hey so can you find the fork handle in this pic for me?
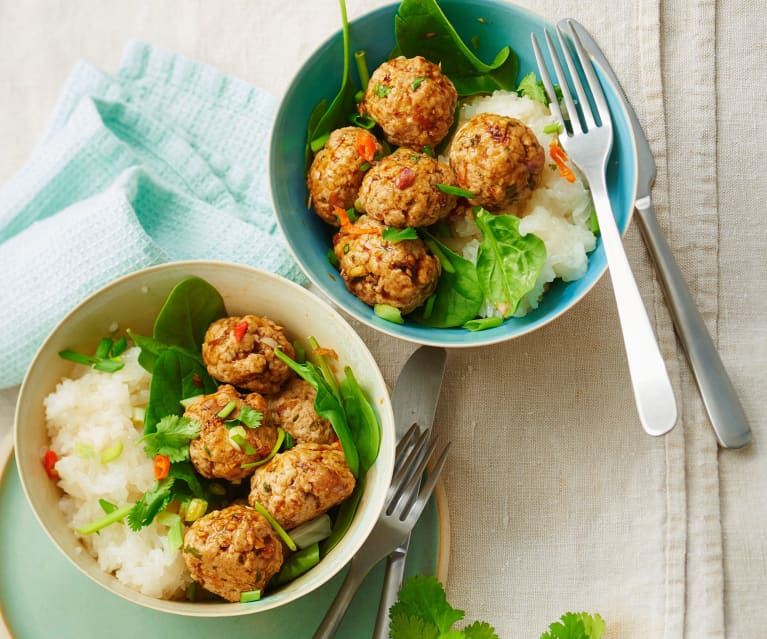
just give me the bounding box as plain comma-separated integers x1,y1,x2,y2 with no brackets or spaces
590,172,677,435
634,197,751,447
312,554,379,639
371,542,409,638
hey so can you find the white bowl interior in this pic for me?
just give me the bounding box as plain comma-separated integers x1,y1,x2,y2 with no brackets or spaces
14,260,394,617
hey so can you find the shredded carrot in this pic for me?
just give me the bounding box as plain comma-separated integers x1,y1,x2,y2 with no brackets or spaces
355,131,376,163
232,320,249,343
334,206,381,237
313,347,338,360
154,454,171,480
42,449,59,480
549,138,576,183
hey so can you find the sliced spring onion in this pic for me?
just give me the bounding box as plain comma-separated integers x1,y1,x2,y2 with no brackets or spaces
100,441,123,464
463,316,504,332
308,336,339,395
288,514,333,549
293,339,306,364
543,122,563,135
76,503,133,535
327,248,340,268
374,304,404,325
436,183,475,198
228,425,247,452
251,502,297,552
241,428,285,469
217,401,237,419
349,113,376,129
131,406,146,422
310,133,330,152
75,442,96,459
184,498,208,522
240,590,262,603
354,49,370,91
179,396,201,409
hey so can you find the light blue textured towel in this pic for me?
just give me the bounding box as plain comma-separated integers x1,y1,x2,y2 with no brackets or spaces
0,41,307,389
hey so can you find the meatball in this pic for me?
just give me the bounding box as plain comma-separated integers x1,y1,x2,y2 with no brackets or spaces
448,112,545,211
357,148,458,228
187,384,277,481
182,505,284,602
361,56,457,149
268,378,337,445
333,215,441,315
202,315,295,395
248,443,355,530
307,126,384,226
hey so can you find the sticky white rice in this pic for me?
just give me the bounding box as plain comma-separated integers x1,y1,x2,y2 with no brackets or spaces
444,90,596,317
44,347,192,599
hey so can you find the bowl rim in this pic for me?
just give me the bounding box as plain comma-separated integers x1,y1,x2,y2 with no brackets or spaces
269,0,639,349
13,259,395,617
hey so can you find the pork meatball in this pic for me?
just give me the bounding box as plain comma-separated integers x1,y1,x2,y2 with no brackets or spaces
182,505,284,602
202,315,295,395
248,443,355,530
268,378,337,445
361,56,457,149
307,126,384,226
187,385,277,481
357,147,458,228
333,215,440,315
448,112,545,210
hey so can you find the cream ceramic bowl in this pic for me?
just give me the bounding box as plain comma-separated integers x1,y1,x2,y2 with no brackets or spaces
14,261,395,617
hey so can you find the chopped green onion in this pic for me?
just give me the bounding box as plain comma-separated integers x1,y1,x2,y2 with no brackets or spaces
327,248,340,268
411,77,425,90
228,425,247,451
95,338,112,359
100,441,123,464
111,335,127,357
375,84,390,98
184,498,208,522
463,316,504,332
354,49,370,91
589,209,600,234
422,145,435,157
349,113,376,129
382,227,418,243
359,161,371,172
293,339,306,363
93,359,125,373
437,183,475,198
308,336,339,395
76,503,134,535
75,442,96,459
543,122,563,135
346,208,358,223
217,401,237,419
252,502,297,552
310,133,330,152
241,427,286,469
374,304,405,325
240,590,262,603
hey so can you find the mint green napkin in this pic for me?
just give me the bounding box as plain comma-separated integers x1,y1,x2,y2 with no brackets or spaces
0,41,307,389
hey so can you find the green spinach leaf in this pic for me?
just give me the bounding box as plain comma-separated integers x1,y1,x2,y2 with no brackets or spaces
474,208,547,317
411,232,483,327
338,366,381,475
394,0,518,96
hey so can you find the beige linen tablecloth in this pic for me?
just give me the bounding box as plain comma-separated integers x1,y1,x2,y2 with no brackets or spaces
0,1,764,637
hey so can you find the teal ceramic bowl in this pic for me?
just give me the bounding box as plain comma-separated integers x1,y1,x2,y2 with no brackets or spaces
270,0,637,347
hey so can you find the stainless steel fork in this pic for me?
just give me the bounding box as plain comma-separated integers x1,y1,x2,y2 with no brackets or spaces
532,27,677,437
312,425,450,639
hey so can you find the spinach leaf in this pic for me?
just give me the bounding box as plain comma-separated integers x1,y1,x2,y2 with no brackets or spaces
474,208,547,317
338,366,381,475
126,330,166,373
306,0,358,159
270,543,321,587
411,232,483,327
394,0,518,96
274,348,360,478
144,347,217,434
152,277,226,354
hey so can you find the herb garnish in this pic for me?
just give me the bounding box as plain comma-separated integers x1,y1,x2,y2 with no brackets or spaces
59,336,127,373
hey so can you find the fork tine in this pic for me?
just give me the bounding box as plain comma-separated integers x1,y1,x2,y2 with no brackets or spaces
562,19,612,129
399,442,450,524
530,33,566,129
542,29,582,134
388,427,430,502
554,26,595,130
393,423,419,476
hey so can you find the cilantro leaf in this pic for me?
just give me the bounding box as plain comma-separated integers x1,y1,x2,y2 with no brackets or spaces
127,477,175,531
463,621,500,639
382,227,419,243
138,415,200,462
390,575,465,635
226,405,263,429
541,612,605,639
389,614,440,639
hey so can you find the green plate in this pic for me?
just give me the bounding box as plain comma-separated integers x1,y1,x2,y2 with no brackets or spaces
0,447,447,638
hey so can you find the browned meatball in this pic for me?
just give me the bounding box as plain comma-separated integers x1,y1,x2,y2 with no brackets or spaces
357,148,458,228
186,385,277,481
268,378,337,445
182,505,284,602
449,112,545,210
202,315,295,395
332,215,441,315
307,126,384,226
361,56,457,149
248,443,355,530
